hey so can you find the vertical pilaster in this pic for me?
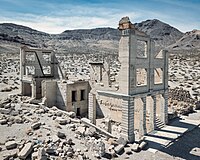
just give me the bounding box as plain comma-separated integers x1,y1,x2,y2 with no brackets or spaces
163,91,168,124
121,96,134,142
88,93,96,125
141,97,147,135
152,96,156,129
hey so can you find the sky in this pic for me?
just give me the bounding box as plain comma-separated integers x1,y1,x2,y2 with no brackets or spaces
0,0,199,34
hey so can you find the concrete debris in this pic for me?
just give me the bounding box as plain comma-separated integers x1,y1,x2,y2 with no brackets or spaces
5,141,17,150
131,143,140,152
31,122,41,130
114,144,124,154
138,141,148,150
57,131,66,139
18,142,33,159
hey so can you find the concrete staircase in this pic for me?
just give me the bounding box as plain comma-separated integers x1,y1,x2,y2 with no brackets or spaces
155,117,165,130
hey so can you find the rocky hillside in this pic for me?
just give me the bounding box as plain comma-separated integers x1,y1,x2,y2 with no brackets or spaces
134,19,184,51
167,29,200,52
0,19,197,55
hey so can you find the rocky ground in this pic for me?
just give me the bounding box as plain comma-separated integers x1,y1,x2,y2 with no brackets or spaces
168,53,200,116
0,52,200,159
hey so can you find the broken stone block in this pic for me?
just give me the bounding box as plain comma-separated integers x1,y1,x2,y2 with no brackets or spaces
18,142,33,159
57,131,66,139
67,111,76,118
55,117,68,125
38,148,47,160
138,141,147,150
67,138,73,145
31,122,41,130
52,135,60,143
15,116,23,124
46,148,56,155
0,108,11,114
66,151,73,157
71,118,81,123
76,126,85,135
116,136,127,146
114,144,124,154
78,155,84,160
131,143,139,152
2,149,17,160
5,141,17,150
0,119,7,125
85,126,96,137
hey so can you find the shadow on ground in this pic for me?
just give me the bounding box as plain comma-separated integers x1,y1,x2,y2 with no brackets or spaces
145,117,200,160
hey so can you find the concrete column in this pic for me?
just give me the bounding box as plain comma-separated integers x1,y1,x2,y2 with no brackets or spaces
148,96,156,131
121,96,134,142
141,97,147,135
32,80,36,99
162,91,168,124
152,96,156,129
88,93,96,125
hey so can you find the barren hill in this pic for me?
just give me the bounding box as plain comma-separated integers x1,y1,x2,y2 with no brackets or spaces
0,19,197,55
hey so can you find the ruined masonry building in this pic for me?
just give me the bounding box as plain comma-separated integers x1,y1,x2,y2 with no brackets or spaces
88,17,168,142
20,17,169,142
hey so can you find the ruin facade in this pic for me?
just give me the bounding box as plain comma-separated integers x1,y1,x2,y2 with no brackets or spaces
20,17,169,142
88,17,169,142
20,46,89,116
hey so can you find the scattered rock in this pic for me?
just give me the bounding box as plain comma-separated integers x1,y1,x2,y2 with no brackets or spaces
85,126,96,137
18,142,33,159
0,119,7,125
5,141,17,150
55,117,68,125
31,122,41,130
57,131,66,139
114,144,124,154
66,151,73,157
139,141,148,150
131,143,139,152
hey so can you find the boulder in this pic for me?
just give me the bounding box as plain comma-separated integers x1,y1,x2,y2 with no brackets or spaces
114,144,124,154
131,143,139,152
5,141,17,150
18,142,33,159
85,127,96,137
66,151,73,157
31,122,41,130
138,141,147,150
116,137,127,146
57,131,66,139
75,126,85,135
0,119,7,125
55,117,68,125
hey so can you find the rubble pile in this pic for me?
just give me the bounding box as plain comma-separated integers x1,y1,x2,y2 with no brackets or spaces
0,95,148,160
169,87,199,115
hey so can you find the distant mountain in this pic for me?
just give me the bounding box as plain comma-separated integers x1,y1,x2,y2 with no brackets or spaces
167,29,200,51
0,19,197,55
134,19,184,52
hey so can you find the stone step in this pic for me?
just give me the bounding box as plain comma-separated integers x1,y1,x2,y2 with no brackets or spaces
155,117,165,129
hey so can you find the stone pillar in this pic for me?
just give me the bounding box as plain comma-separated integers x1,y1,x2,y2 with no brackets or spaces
88,93,96,125
105,118,112,133
141,97,147,136
162,91,168,124
20,48,25,95
148,96,156,131
152,96,157,129
121,96,134,142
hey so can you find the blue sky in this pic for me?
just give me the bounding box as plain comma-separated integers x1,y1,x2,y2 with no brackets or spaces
0,0,199,34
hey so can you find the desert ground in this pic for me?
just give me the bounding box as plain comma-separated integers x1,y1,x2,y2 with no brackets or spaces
0,52,200,160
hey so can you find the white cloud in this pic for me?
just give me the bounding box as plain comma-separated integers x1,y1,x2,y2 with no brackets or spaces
0,5,140,34
0,3,198,34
